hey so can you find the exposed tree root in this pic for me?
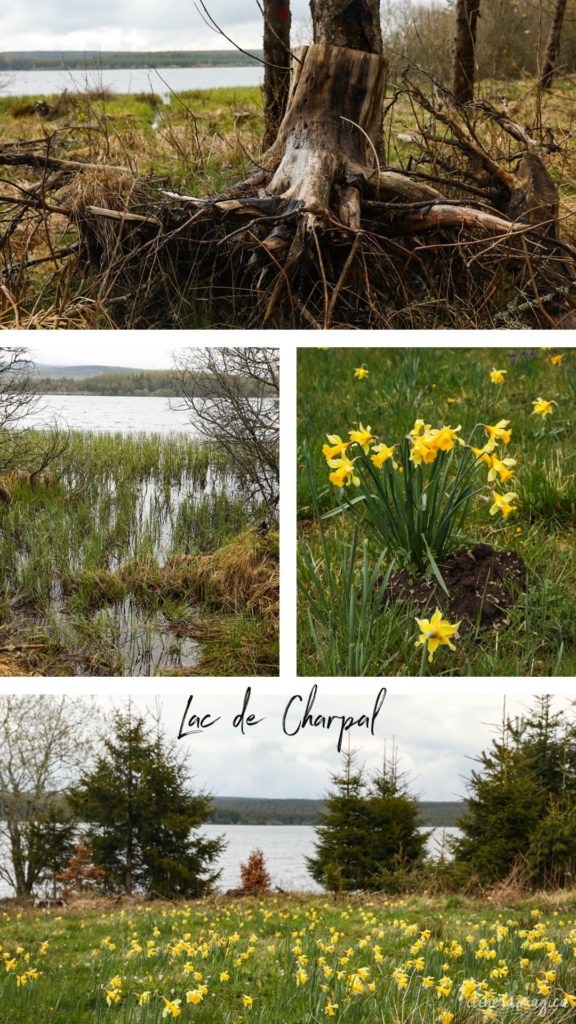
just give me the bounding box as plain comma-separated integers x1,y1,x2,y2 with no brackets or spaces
1,50,576,329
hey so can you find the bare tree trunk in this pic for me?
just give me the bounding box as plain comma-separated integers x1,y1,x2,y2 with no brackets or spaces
452,0,481,105
262,1,387,221
263,0,292,148
540,0,568,90
310,0,382,53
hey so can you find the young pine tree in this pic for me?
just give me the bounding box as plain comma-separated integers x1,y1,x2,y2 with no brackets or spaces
307,751,371,893
366,749,429,892
69,706,225,897
308,748,427,892
452,697,576,889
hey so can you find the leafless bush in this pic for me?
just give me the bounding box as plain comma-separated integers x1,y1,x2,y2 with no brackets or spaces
173,347,279,513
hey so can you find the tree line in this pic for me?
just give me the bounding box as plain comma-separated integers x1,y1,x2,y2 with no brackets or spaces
32,369,277,399
211,797,464,827
0,50,263,70
1,696,574,901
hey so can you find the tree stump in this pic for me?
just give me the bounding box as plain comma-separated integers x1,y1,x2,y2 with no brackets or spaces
265,43,387,217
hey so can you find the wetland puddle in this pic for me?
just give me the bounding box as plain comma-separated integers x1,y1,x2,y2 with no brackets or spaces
3,424,261,677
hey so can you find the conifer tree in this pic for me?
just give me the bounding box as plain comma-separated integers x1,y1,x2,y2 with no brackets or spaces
308,747,428,892
69,706,224,897
453,697,576,888
307,751,371,892
366,748,428,890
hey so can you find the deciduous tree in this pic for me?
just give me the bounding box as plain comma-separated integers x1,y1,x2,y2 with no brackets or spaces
0,696,95,897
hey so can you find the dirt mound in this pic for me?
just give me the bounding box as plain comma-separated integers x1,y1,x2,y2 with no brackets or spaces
387,543,527,630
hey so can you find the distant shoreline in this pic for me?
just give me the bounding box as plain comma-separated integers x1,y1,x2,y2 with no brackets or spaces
0,50,263,71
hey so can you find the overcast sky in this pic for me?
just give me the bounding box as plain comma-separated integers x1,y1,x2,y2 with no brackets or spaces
91,691,572,802
3,0,310,52
28,338,186,369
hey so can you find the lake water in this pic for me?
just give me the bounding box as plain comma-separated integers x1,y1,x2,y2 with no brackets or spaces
0,825,460,897
28,394,200,435
1,66,263,98
202,825,461,893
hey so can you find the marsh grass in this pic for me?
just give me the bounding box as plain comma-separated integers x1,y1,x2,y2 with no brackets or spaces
0,431,277,676
298,347,576,677
0,893,575,1024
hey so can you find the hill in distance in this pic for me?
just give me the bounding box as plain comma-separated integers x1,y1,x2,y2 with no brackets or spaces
34,364,149,379
210,797,465,827
0,50,263,71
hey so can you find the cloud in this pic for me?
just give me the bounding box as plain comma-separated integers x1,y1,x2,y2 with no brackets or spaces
3,0,310,51
93,691,572,802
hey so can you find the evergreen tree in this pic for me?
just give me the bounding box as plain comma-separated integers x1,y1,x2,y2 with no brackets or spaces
366,750,429,891
452,697,576,889
307,751,371,892
308,748,428,892
69,706,224,897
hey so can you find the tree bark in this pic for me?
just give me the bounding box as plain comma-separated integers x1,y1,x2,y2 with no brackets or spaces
452,0,481,105
311,0,383,53
263,0,292,148
540,0,568,90
266,43,387,210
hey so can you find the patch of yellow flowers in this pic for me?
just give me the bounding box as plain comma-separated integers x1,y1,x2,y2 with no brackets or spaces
3,899,576,1022
322,417,521,522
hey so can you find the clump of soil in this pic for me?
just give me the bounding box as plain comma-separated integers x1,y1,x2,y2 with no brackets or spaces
386,543,527,630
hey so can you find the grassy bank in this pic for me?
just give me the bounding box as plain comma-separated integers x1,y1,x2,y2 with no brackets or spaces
298,346,576,676
0,892,575,1022
1,78,576,328
0,431,278,676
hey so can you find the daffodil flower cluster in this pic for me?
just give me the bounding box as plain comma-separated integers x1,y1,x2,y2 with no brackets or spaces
321,416,520,574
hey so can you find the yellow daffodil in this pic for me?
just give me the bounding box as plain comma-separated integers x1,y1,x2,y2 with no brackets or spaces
392,967,409,989
409,434,439,465
483,419,512,447
469,444,493,466
242,994,254,1008
415,609,461,663
325,1000,338,1016
137,992,151,1005
563,992,576,1007
438,1013,455,1024
295,968,308,986
348,423,373,452
370,443,397,469
354,366,368,380
460,978,478,1001
109,976,122,988
161,997,182,1018
436,976,453,997
327,452,360,488
322,434,350,461
431,425,464,451
489,491,518,520
220,971,230,982
532,397,556,417
186,990,203,1004
550,354,564,365
486,453,517,484
105,988,122,1006
536,979,550,997
490,368,507,384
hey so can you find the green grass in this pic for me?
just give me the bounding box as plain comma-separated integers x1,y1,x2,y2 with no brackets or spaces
0,431,276,676
297,346,576,676
0,893,575,1022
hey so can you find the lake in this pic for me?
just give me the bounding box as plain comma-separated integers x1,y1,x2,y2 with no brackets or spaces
1,66,263,98
0,825,460,897
27,394,200,435
201,825,461,893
